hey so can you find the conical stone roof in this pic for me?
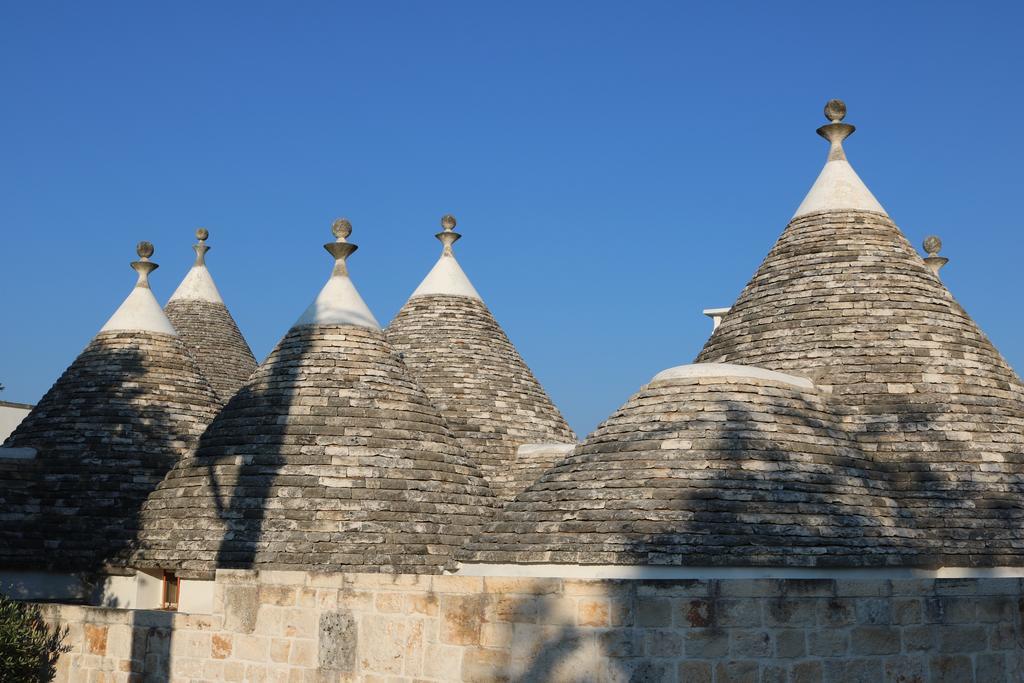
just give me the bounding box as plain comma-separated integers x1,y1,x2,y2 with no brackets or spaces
387,215,577,501
0,242,219,572
165,228,256,404
459,365,910,567
135,219,494,578
459,101,1024,570
696,101,1024,566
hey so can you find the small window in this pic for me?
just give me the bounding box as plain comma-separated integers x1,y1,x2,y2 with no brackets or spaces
162,572,180,611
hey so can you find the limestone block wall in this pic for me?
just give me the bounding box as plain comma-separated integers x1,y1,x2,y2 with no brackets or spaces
41,571,1024,682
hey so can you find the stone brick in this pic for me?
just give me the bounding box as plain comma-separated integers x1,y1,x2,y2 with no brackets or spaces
765,599,815,627
775,629,805,658
318,609,356,672
677,598,715,628
893,599,922,625
714,660,758,683
926,597,975,624
635,598,671,627
717,599,762,627
480,622,512,648
685,629,729,658
976,596,1014,622
975,652,1008,682
850,626,900,655
461,647,510,683
990,621,1018,650
936,625,988,653
835,580,891,597
259,585,297,607
578,599,609,627
482,577,560,595
817,598,855,627
486,595,540,624
374,592,403,614
761,664,786,683
645,629,683,657
597,629,642,658
792,660,824,683
902,625,935,652
808,629,848,657
730,630,772,658
224,586,259,634
269,638,290,663
536,597,577,626
934,579,977,596
211,634,232,660
855,598,892,624
824,658,883,683
440,595,484,645
84,625,108,655
678,660,712,683
883,655,925,683
406,592,438,616
718,580,778,597
929,655,973,683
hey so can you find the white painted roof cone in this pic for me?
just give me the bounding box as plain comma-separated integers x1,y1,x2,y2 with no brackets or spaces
793,99,887,219
100,241,178,335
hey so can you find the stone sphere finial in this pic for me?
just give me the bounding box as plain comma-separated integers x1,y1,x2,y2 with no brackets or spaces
824,99,847,123
196,227,209,242
331,217,352,240
441,214,457,231
923,235,942,256
136,241,155,259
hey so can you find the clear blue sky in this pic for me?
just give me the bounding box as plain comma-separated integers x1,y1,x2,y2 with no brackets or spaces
2,2,1022,437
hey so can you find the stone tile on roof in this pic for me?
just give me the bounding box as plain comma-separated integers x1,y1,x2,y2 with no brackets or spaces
0,244,219,572
459,101,1024,570
696,102,1024,566
387,215,576,501
165,229,257,404
134,219,494,578
459,369,912,567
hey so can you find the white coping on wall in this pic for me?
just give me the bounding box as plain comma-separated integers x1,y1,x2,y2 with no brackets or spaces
454,564,1024,579
168,264,224,304
410,253,481,300
0,447,37,460
516,443,577,458
793,158,887,219
100,286,178,335
178,578,215,614
651,363,815,391
294,272,381,330
0,404,32,442
0,571,87,601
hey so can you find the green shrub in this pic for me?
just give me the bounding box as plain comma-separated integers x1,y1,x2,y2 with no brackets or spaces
0,594,69,683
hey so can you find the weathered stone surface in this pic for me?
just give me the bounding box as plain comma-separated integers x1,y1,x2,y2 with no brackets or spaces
461,208,1024,569
697,209,1024,567
166,299,256,404
0,330,218,571
39,574,1024,682
134,324,494,575
388,294,576,500
318,609,356,672
458,372,906,567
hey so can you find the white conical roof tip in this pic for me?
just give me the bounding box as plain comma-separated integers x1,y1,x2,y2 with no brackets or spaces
409,214,482,300
100,241,178,335
294,217,381,329
168,227,225,304
793,99,887,219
